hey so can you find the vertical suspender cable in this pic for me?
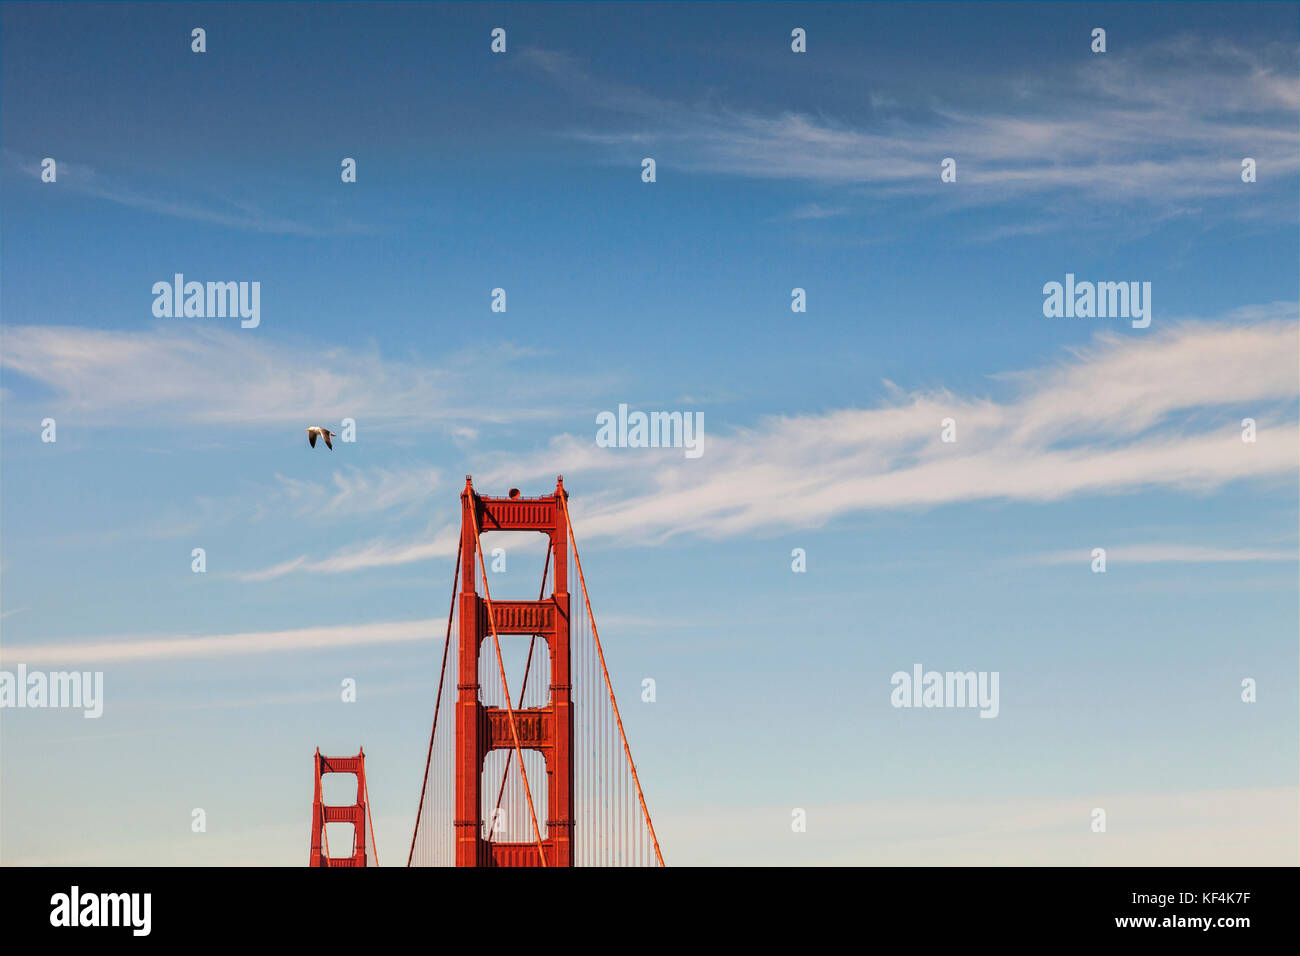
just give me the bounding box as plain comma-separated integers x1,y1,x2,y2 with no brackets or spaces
364,764,380,867
560,494,665,867
407,540,462,866
321,794,331,867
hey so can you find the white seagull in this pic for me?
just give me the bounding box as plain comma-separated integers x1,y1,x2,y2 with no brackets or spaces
306,426,336,450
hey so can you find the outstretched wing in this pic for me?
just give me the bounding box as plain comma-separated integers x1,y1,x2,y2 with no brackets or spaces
309,430,318,447
324,432,333,450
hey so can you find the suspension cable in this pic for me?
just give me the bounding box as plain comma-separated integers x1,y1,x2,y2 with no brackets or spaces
407,539,463,866
321,799,331,866
363,760,379,867
559,493,665,866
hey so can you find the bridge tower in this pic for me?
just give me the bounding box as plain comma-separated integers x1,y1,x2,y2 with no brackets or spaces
309,748,372,867
456,476,574,866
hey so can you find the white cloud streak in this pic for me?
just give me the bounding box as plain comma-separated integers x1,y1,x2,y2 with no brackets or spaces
238,308,1300,576
497,313,1300,544
0,618,440,666
3,151,369,237
262,465,440,519
525,35,1299,217
237,528,547,582
0,325,588,429
1036,544,1296,566
235,528,459,581
657,786,1298,866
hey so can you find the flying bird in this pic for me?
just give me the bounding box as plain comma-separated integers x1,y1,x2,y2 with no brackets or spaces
307,426,336,450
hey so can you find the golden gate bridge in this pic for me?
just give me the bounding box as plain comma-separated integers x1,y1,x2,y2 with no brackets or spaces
309,477,664,867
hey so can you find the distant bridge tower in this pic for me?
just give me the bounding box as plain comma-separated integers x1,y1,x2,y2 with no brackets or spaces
309,748,373,867
456,476,574,866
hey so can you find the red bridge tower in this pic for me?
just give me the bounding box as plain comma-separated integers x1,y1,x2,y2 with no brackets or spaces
309,748,373,867
456,476,574,866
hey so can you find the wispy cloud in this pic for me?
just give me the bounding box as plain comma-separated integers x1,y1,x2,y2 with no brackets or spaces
235,305,1300,574
488,309,1300,545
787,202,849,220
2,151,370,237
1035,544,1297,566
237,528,546,582
524,35,1299,223
235,527,459,581
659,786,1298,866
260,465,440,520
0,617,440,666
0,325,591,430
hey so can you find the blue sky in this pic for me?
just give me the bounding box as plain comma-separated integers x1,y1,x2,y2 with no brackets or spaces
1,1,1297,865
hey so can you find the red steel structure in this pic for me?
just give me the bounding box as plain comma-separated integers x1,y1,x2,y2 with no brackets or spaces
309,748,375,867
407,476,665,867
455,477,573,866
